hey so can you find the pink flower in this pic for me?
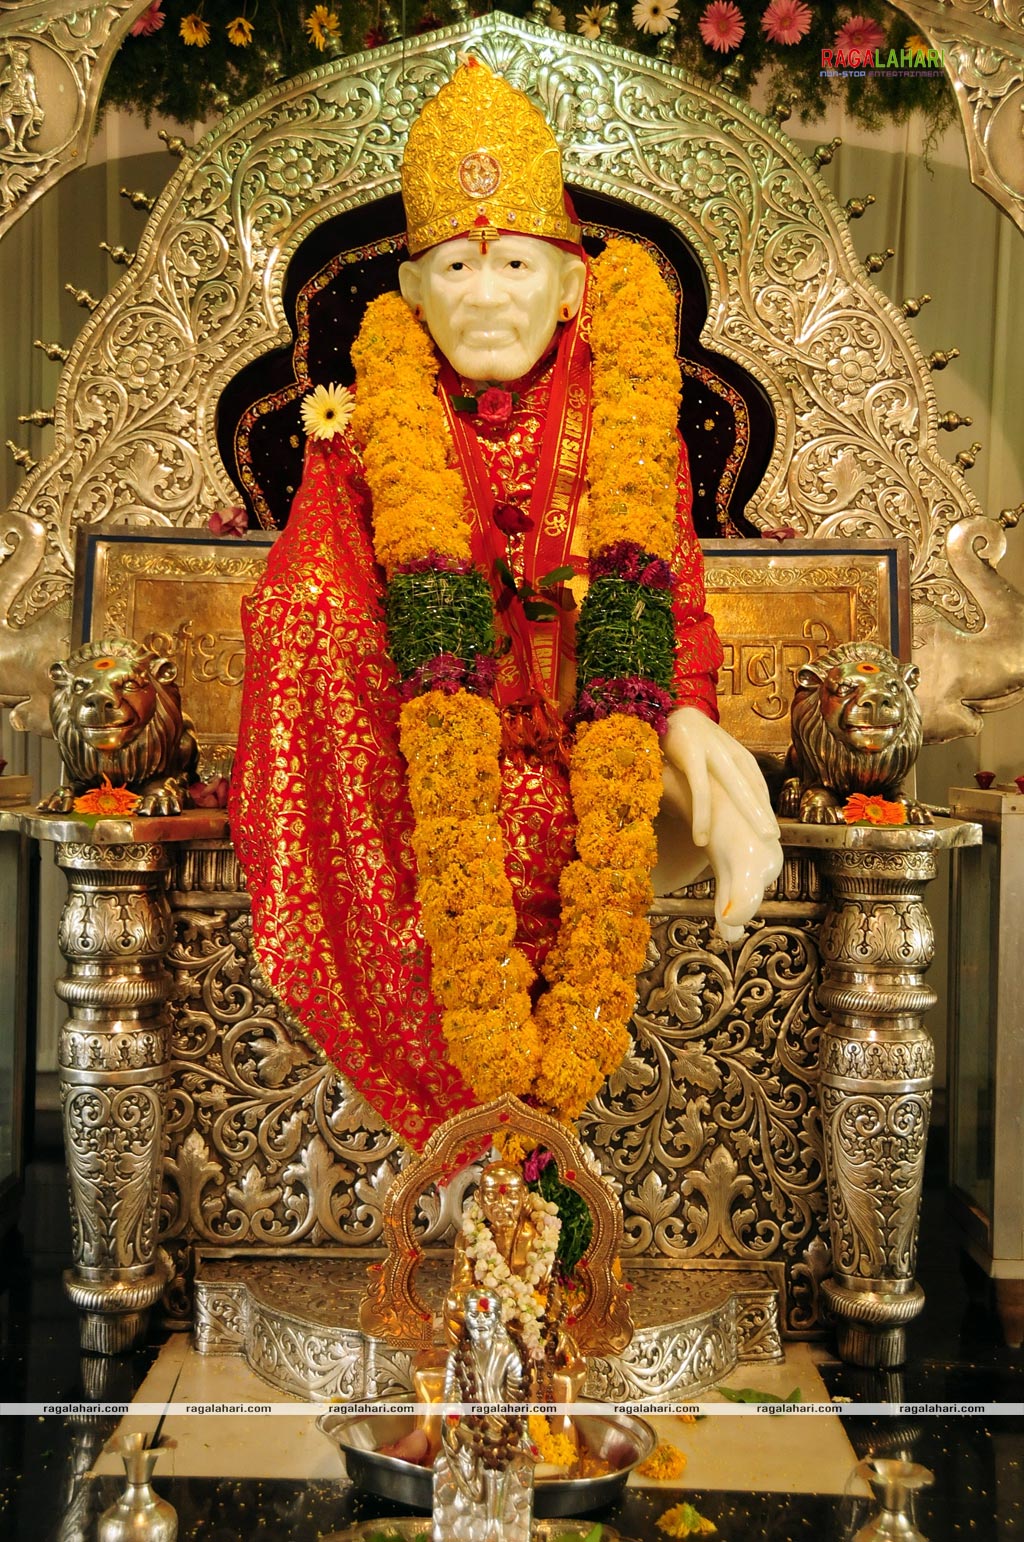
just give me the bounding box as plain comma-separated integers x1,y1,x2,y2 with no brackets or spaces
493,501,534,536
130,1,165,34
208,505,249,537
835,14,886,54
477,387,515,426
761,0,811,45
523,1148,555,1183
699,0,745,51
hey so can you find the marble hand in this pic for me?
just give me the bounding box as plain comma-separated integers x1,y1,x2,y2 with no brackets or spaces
654,707,783,943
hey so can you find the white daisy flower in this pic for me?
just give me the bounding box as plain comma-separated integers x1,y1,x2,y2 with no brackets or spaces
300,381,355,441
576,3,609,38
632,0,679,33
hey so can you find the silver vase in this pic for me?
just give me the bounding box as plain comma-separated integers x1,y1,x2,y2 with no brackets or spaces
98,1435,177,1542
853,1458,934,1542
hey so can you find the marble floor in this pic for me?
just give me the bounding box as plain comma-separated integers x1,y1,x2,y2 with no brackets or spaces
87,1335,858,1494
2,1150,1022,1541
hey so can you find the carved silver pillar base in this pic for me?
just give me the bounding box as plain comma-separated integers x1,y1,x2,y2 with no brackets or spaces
64,1274,170,1355
786,820,981,1369
55,838,174,1354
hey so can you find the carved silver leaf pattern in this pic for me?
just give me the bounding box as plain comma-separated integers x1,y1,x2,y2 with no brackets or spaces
63,1083,162,1271
162,906,402,1257
581,910,828,1332
822,1087,930,1281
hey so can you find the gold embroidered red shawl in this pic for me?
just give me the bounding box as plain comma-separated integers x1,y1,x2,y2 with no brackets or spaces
232,354,722,1147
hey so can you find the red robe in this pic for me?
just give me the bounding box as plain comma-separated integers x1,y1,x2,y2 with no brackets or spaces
232,351,722,1147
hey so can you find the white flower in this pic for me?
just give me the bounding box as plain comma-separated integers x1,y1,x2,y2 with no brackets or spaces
576,3,609,38
631,0,679,34
300,381,355,441
460,1190,562,1361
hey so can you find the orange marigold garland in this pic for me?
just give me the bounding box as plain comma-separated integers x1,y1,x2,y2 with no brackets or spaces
355,238,681,1123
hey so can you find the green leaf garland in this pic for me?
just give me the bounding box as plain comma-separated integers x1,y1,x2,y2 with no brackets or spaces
385,568,495,679
574,576,675,692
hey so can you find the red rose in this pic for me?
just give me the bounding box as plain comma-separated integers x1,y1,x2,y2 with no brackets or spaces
208,505,249,537
477,387,515,426
493,501,534,536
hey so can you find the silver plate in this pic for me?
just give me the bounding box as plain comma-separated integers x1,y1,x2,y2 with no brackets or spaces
317,1408,656,1519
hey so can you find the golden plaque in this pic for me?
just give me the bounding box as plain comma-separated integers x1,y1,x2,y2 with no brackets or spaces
703,539,910,757
73,526,277,754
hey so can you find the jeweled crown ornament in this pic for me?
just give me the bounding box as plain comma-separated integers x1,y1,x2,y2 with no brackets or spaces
401,57,581,255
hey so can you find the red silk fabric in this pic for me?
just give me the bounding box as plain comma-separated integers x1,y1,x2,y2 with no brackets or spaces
233,348,722,1147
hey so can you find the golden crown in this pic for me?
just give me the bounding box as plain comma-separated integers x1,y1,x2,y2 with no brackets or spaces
401,58,581,256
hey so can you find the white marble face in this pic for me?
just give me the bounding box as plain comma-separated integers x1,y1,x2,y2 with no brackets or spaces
399,232,586,384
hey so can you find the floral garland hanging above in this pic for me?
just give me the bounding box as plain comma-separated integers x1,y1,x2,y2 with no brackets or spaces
101,1,953,132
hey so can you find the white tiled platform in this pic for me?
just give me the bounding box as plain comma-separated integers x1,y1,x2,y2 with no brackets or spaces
90,1338,866,1496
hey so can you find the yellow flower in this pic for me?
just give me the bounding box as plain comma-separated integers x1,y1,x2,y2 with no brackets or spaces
658,1502,717,1537
637,1441,688,1480
300,382,355,441
304,3,340,50
587,239,682,560
577,3,609,38
528,1415,577,1468
179,12,210,45
226,15,253,44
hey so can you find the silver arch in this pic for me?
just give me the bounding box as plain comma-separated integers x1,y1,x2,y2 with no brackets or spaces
0,12,1017,738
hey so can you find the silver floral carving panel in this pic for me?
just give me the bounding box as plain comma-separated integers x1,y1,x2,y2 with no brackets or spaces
890,0,1024,233
821,1081,931,1282
0,0,152,233
0,12,1013,740
162,904,402,1253
581,895,828,1335
63,1082,163,1270
159,841,831,1335
190,1254,777,1399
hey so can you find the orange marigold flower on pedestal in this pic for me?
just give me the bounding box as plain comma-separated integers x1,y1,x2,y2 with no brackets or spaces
842,792,908,826
658,1500,717,1536
72,775,141,816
